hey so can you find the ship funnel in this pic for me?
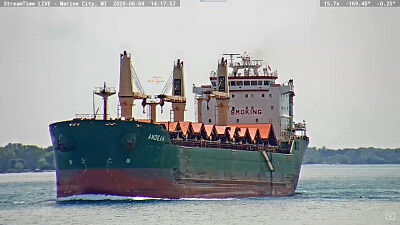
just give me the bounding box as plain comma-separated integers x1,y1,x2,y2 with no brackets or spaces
172,59,186,122
119,51,134,119
216,57,230,126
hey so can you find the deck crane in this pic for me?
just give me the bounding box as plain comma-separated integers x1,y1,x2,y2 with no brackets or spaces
198,57,230,126
118,51,149,120
141,59,187,123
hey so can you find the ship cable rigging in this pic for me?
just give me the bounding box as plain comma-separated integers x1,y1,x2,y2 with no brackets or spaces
131,65,146,94
161,71,173,95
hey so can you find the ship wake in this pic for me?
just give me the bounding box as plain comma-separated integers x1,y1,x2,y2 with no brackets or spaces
56,194,236,202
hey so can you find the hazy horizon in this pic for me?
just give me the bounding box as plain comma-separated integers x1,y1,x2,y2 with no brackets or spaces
1,1,399,149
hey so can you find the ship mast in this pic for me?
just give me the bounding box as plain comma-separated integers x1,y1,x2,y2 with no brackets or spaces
94,82,116,120
223,53,240,68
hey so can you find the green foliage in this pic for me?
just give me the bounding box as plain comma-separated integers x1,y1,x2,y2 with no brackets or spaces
38,158,51,170
0,143,55,173
0,147,15,170
14,161,24,171
304,147,400,164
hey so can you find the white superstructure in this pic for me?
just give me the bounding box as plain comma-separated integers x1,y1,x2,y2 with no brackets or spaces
193,53,295,141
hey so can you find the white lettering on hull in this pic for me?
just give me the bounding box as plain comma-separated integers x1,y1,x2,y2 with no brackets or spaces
147,134,165,142
231,109,262,115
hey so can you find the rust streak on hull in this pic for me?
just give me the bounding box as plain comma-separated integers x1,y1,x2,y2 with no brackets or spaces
56,168,298,199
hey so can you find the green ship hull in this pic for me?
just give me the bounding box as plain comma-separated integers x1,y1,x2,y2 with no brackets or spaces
50,119,308,198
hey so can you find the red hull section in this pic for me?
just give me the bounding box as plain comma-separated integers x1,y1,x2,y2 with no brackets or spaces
56,169,298,199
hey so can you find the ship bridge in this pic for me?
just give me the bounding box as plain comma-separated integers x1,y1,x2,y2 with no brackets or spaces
193,53,294,141
207,53,279,92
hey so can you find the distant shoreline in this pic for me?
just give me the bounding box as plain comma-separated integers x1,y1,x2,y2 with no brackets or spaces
0,169,55,174
2,164,400,175
304,147,400,164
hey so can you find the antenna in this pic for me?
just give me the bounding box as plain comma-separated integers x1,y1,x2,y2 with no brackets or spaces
223,53,240,67
252,59,263,65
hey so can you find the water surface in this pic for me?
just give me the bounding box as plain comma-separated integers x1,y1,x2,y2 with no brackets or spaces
0,165,398,225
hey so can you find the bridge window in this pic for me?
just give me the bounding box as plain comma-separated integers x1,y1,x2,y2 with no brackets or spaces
258,81,263,85
230,81,236,86
244,81,250,86
251,81,257,86
264,81,270,85
236,81,243,86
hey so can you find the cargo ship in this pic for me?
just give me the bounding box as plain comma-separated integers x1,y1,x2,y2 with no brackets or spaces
49,51,309,198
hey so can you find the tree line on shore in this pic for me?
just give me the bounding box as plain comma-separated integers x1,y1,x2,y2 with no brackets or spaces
0,143,399,173
0,143,54,173
304,147,400,164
